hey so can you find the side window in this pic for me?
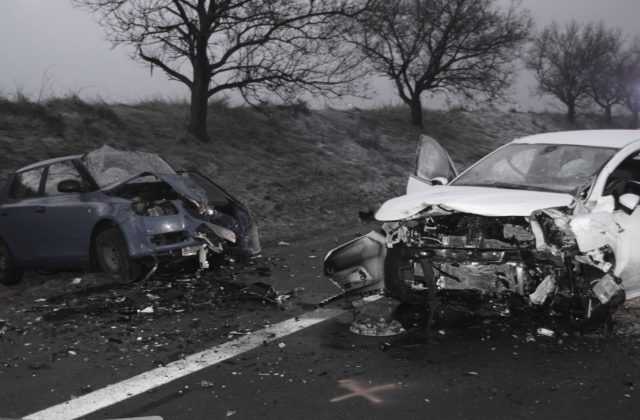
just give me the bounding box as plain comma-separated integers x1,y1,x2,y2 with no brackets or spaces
44,161,84,196
604,152,640,201
9,167,44,199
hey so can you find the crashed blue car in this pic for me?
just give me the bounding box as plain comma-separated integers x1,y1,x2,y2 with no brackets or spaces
0,145,260,285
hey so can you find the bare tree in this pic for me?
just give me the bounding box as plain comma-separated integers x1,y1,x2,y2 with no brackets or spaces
584,24,624,125
527,21,619,124
344,0,530,128
618,41,640,128
74,0,368,142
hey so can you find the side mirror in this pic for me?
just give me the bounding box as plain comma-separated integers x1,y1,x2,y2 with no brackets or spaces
57,179,83,193
431,176,449,186
619,193,640,212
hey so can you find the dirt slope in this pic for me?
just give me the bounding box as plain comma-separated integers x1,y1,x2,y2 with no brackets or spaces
0,97,628,242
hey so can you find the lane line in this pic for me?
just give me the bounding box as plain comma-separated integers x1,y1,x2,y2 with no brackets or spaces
23,306,350,420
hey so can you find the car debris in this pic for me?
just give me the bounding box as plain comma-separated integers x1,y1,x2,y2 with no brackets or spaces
0,145,260,285
349,317,405,336
325,131,640,328
537,327,555,337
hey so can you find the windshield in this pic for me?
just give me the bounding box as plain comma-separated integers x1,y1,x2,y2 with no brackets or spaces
82,145,177,188
451,143,616,194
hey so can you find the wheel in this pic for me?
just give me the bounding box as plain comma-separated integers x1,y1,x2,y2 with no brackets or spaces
0,240,23,286
385,246,439,325
384,246,436,304
94,227,142,283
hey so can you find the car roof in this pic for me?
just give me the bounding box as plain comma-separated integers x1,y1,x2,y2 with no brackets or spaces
16,154,83,173
511,130,640,149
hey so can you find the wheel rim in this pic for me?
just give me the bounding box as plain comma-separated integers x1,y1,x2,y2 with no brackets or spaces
99,242,123,274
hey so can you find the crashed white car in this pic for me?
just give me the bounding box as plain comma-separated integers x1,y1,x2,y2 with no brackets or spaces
325,130,640,324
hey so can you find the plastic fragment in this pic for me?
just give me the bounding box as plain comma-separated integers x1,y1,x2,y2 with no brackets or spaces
200,380,214,388
537,327,555,337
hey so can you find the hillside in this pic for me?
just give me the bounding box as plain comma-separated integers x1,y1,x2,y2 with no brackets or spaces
0,97,629,243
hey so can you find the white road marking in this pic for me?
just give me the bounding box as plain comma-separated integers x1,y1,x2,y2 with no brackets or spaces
23,306,351,420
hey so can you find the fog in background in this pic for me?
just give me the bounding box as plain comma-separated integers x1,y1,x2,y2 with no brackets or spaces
1,0,639,111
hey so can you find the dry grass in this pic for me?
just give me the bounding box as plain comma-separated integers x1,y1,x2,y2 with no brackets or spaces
0,97,629,243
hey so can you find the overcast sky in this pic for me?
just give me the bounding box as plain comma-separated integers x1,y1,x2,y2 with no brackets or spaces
1,0,639,110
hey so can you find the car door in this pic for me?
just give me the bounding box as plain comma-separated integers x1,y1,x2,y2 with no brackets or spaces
603,152,640,298
35,160,98,264
575,148,640,299
0,167,45,263
406,135,458,194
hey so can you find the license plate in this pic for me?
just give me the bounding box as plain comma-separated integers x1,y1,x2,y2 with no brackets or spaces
181,246,201,256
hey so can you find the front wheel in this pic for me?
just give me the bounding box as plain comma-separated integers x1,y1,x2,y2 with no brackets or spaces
94,228,142,283
0,241,22,286
384,246,436,304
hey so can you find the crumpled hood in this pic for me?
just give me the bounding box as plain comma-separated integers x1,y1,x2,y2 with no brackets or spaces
105,172,210,210
375,186,574,221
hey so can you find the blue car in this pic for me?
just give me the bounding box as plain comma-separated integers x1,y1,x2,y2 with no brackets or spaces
0,145,260,285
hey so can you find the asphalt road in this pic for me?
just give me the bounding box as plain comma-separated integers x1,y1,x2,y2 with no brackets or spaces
2,225,640,419
83,298,640,420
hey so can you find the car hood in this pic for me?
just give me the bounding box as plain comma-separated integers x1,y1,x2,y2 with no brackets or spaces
104,172,210,211
375,186,575,221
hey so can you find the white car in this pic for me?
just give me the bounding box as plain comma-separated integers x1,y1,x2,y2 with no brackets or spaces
325,130,640,324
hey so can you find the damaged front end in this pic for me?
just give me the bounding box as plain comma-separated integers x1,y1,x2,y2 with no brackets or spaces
379,205,625,323
325,205,625,325
83,146,260,279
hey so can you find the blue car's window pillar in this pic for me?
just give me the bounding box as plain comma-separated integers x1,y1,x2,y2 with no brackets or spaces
43,161,84,196
9,167,44,199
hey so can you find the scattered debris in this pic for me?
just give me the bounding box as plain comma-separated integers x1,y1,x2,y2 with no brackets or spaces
537,327,555,337
71,278,82,286
278,342,286,349
277,241,290,247
349,318,405,336
200,380,214,388
139,306,155,314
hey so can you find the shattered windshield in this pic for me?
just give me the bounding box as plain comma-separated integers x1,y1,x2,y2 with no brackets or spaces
451,143,616,194
82,145,177,188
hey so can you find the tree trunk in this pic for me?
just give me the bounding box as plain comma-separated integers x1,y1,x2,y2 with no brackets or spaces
630,109,639,129
189,80,209,142
189,29,211,142
604,105,612,125
410,96,423,128
566,101,576,124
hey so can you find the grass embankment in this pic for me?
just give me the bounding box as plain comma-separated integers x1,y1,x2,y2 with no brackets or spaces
0,95,627,242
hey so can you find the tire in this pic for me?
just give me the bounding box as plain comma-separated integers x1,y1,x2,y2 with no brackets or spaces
384,246,436,305
0,240,22,286
94,227,142,283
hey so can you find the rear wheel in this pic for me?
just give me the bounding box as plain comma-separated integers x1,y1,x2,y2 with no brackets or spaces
94,228,142,283
0,241,22,286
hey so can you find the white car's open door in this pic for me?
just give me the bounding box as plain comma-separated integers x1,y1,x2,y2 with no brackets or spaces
406,135,458,194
